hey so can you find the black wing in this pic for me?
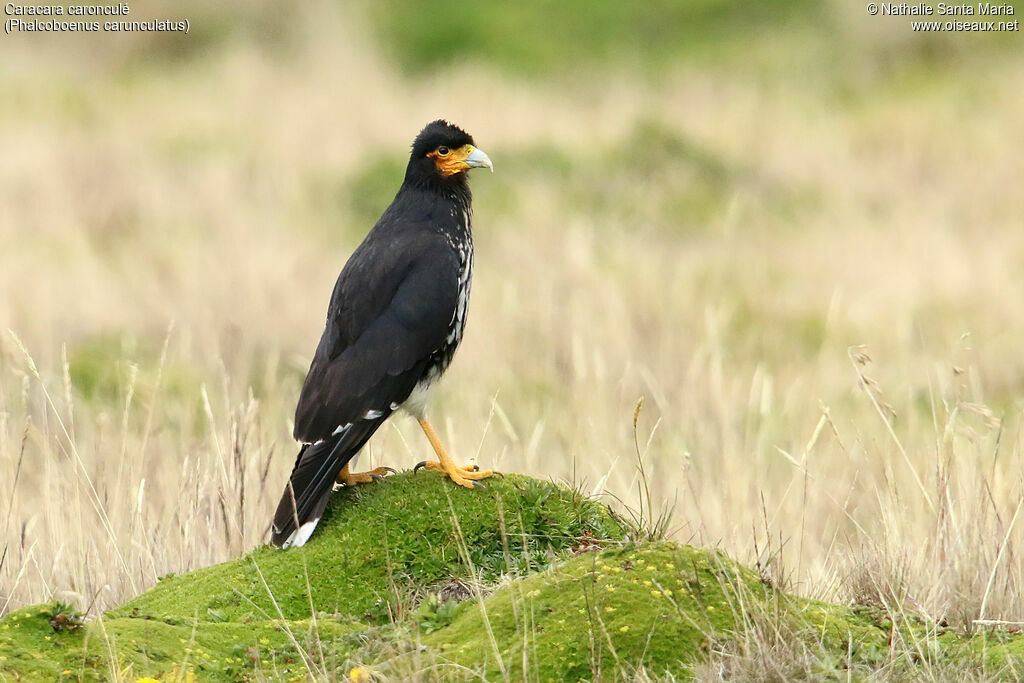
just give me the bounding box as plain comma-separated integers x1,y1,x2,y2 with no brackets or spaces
293,233,460,443
272,234,460,547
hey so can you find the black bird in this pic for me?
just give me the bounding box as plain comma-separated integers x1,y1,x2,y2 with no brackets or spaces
271,120,494,549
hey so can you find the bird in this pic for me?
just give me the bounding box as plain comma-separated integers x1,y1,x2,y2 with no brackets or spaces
271,120,494,549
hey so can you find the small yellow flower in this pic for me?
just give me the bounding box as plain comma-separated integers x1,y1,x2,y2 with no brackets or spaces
349,666,373,683
650,590,661,597
642,580,652,587
665,563,675,570
604,606,616,613
606,585,616,592
260,637,270,645
619,625,630,632
707,606,715,611
646,566,657,572
136,678,160,683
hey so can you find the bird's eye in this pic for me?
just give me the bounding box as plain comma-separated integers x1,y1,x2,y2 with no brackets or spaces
437,146,450,156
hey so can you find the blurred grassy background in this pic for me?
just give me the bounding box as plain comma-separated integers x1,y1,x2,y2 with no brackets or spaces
2,0,1023,634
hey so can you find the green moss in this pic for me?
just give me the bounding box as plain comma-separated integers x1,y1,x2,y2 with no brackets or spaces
114,472,626,624
0,604,88,680
415,544,1024,679
3,474,1022,680
0,605,360,681
95,615,357,681
419,543,716,678
415,543,863,679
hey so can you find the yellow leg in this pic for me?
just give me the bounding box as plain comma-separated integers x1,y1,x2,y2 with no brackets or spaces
414,417,493,488
336,461,395,487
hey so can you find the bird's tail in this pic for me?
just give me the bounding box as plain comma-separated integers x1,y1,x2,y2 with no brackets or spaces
271,418,384,548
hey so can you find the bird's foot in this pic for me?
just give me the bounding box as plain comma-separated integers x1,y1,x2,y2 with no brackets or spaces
337,465,395,487
414,460,493,489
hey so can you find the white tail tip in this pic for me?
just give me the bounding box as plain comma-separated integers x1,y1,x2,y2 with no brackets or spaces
280,518,320,549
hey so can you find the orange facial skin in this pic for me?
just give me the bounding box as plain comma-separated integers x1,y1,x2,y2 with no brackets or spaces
427,144,480,176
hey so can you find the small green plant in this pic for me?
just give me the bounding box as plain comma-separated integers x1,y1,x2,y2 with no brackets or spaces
414,593,463,635
622,397,674,543
43,601,84,633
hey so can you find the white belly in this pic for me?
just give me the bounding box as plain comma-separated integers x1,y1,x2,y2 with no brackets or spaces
400,377,436,419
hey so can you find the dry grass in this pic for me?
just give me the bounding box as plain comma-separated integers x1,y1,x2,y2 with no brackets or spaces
2,1,1024,672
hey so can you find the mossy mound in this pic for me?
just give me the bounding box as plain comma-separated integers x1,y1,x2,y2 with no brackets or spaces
0,604,348,681
2,473,1023,680
114,472,624,625
0,473,628,680
413,542,1024,680
415,542,884,680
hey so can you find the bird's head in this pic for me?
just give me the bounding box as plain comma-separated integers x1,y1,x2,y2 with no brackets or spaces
406,120,492,187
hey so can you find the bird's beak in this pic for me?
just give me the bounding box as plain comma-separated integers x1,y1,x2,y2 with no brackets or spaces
464,147,493,172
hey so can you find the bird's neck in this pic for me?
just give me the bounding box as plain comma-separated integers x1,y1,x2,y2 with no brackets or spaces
404,170,472,205
396,181,473,240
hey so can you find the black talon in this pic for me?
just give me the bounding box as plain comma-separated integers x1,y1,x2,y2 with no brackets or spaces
471,464,480,472
472,480,487,489
382,466,397,475
414,461,428,473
